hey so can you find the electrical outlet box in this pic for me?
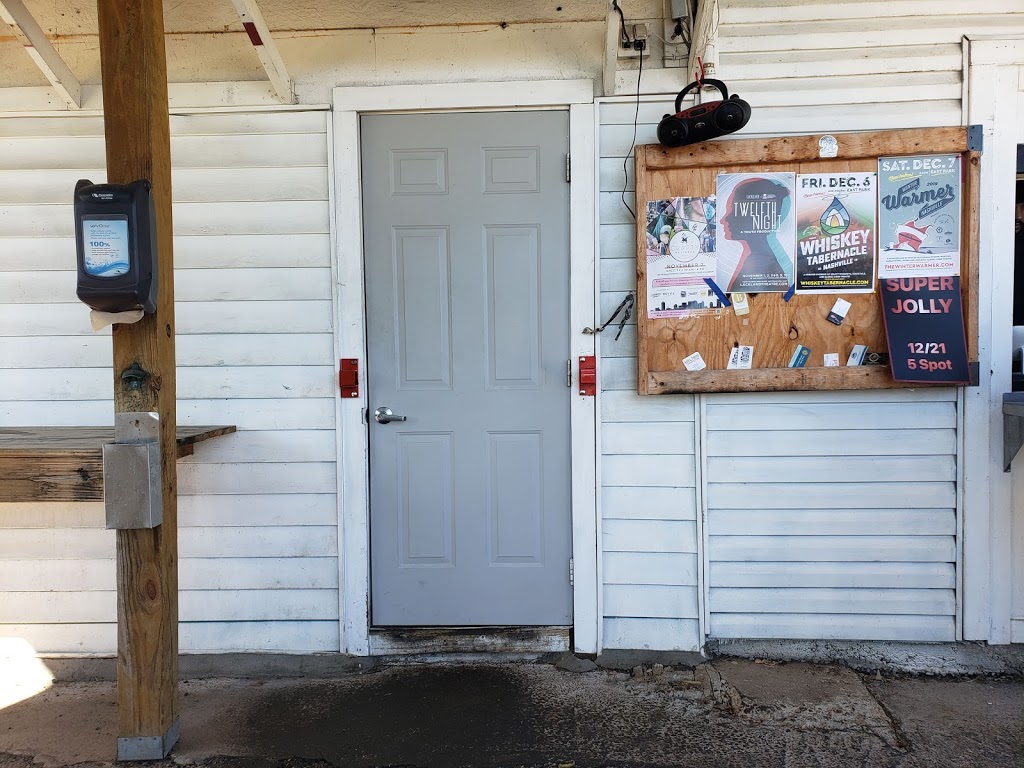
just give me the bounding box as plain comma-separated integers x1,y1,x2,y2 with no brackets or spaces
617,22,651,59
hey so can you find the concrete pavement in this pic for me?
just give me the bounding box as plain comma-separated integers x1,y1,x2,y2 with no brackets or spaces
1,656,1022,768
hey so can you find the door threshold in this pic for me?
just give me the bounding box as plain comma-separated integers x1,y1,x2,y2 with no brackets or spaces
368,626,570,656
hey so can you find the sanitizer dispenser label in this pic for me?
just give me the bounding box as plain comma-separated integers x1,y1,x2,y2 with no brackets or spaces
82,216,130,277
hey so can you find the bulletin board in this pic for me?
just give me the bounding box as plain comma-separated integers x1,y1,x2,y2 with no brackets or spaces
635,127,980,395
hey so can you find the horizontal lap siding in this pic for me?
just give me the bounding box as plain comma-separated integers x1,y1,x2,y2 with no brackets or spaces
0,110,339,655
705,391,958,642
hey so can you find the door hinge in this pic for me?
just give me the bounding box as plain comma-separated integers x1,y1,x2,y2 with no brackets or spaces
569,557,574,586
565,152,571,183
566,358,572,387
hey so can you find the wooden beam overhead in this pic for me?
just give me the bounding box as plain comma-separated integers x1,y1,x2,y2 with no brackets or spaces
0,0,81,108
229,0,295,104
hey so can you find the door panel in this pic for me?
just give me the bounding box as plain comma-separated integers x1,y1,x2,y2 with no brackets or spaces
363,111,572,626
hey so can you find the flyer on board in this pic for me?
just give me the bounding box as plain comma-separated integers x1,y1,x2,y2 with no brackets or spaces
715,172,796,293
794,173,876,293
644,196,723,319
877,154,961,278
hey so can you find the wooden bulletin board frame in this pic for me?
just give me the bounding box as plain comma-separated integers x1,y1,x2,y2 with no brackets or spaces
635,128,980,395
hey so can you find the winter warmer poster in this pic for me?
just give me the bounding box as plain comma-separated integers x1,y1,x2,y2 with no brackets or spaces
715,172,796,293
877,154,961,278
794,173,876,293
644,196,722,319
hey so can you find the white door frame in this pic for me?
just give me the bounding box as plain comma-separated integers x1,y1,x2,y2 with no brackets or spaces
330,80,599,655
962,36,1022,643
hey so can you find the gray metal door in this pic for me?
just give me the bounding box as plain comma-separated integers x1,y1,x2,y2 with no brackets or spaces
362,111,572,626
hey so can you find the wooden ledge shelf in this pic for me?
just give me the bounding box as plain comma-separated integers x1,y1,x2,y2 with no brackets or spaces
0,426,236,503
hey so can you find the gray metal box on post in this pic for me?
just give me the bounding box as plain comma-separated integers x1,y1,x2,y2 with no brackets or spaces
103,411,162,529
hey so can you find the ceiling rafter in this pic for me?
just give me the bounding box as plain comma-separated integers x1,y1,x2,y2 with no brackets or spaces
229,0,294,104
0,0,81,108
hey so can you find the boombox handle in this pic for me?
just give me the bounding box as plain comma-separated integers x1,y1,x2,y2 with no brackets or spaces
674,78,729,113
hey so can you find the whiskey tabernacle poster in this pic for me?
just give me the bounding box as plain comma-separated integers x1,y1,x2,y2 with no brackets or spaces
877,154,961,279
794,173,876,293
716,172,796,293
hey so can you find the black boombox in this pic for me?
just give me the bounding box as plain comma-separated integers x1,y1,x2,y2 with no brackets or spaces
657,79,751,148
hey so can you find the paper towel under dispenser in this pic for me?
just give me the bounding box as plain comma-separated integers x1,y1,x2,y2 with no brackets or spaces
74,179,158,314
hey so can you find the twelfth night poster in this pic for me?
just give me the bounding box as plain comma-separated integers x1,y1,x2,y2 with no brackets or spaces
715,172,796,293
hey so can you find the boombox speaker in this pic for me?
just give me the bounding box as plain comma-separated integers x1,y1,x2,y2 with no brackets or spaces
657,78,751,148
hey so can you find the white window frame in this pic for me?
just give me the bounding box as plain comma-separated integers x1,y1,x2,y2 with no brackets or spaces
329,80,599,655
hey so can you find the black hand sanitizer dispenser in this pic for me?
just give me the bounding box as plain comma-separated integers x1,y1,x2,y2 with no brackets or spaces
74,179,158,314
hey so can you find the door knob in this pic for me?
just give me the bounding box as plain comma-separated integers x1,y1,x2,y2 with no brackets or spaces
374,406,407,424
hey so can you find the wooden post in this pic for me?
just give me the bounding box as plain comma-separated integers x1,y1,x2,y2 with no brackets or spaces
95,0,179,759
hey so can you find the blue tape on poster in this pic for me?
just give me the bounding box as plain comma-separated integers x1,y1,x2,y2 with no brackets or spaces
783,284,796,302
704,278,731,307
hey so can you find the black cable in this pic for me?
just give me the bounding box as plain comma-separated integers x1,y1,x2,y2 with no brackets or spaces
620,43,643,220
611,0,631,46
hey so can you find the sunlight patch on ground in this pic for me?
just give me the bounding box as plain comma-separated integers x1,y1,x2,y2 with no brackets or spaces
0,638,53,709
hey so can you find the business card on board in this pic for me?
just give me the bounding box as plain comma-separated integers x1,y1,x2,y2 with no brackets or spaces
827,298,852,326
682,352,707,371
731,293,750,316
823,353,840,367
788,345,811,368
847,344,868,366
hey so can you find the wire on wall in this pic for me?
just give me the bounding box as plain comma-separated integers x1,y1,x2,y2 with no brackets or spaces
620,41,643,220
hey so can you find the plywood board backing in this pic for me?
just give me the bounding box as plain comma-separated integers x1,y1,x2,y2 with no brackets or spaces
634,129,978,395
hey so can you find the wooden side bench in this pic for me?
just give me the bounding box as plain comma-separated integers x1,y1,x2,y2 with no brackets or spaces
0,426,236,502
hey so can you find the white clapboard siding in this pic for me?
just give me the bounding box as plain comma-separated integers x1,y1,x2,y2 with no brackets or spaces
595,23,977,650
0,501,105,529
0,621,339,655
708,509,956,537
0,300,334,336
709,614,954,642
0,234,332,271
604,551,698,586
603,617,700,651
0,398,337,431
602,487,697,521
709,588,955,616
705,389,958,641
0,134,327,171
710,561,956,590
604,519,698,554
0,556,340,592
0,110,340,655
0,201,329,238
0,589,339,623
0,166,329,204
604,584,700,619
0,366,335,401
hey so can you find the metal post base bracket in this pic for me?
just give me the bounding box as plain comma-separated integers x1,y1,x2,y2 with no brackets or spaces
103,411,162,529
116,717,179,761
